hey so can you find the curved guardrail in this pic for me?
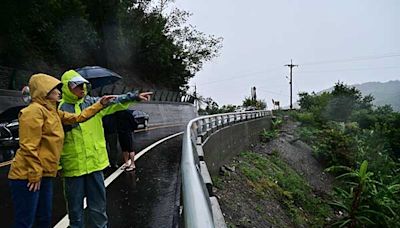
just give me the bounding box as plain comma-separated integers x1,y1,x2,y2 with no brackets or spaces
181,110,271,228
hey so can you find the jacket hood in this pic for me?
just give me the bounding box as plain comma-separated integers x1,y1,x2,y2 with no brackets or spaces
61,70,88,103
29,74,62,108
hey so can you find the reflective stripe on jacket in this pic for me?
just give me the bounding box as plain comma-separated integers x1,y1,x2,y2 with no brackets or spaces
58,70,138,177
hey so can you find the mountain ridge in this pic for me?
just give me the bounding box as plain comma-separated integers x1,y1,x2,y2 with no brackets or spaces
317,80,400,111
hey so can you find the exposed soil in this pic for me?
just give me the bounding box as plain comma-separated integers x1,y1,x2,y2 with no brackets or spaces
213,117,335,227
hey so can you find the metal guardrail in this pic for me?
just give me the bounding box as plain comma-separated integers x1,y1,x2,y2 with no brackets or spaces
181,110,271,228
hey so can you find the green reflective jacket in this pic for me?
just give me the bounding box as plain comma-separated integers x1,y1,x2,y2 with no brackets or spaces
58,70,138,177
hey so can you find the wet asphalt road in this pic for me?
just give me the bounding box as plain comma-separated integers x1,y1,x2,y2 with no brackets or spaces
0,124,185,227
107,135,182,227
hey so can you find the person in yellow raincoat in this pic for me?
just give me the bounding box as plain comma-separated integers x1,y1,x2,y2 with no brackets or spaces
7,73,115,228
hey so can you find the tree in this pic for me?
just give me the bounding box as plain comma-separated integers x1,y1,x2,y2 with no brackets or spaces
298,82,375,123
204,97,219,114
219,104,237,113
0,0,223,91
242,96,267,110
325,82,373,122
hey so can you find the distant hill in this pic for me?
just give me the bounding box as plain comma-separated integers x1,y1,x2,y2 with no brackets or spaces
320,80,400,111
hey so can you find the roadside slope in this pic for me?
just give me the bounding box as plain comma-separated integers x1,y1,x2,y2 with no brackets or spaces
213,117,334,227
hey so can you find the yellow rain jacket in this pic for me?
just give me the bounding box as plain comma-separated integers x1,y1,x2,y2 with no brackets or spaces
8,74,104,182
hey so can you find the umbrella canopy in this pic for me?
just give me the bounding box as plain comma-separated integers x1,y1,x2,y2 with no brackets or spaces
76,66,122,89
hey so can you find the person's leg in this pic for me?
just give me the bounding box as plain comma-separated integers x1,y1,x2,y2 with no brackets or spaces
35,177,53,228
86,171,108,228
106,133,119,167
127,151,136,170
9,179,40,228
126,132,136,171
119,132,131,168
122,151,130,167
64,175,85,228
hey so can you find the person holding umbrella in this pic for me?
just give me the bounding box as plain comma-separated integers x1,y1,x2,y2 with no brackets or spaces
58,70,151,228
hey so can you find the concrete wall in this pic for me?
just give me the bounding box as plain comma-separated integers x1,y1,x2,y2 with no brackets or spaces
202,117,272,176
129,101,198,126
0,89,197,126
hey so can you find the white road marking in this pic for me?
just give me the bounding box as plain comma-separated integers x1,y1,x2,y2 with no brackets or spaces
54,131,184,228
0,124,183,168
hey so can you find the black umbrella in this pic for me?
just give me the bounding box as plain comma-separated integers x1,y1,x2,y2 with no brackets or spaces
76,66,122,89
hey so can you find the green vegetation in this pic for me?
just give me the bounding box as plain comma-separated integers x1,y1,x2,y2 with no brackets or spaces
259,129,278,142
238,151,332,226
196,94,268,115
259,117,282,142
242,96,267,110
327,161,400,227
197,96,238,115
0,0,222,90
294,82,400,227
322,81,400,112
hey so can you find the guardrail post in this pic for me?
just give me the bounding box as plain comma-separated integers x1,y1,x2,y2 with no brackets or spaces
200,161,213,194
209,117,214,133
196,120,202,135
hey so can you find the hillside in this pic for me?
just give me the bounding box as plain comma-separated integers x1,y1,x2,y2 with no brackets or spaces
214,118,335,227
318,80,400,111
353,80,400,111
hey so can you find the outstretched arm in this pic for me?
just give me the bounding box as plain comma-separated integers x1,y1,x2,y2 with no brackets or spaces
138,92,152,101
58,95,115,125
98,91,153,117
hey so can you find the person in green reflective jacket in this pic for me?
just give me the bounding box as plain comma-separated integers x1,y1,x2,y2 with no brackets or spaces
58,70,151,228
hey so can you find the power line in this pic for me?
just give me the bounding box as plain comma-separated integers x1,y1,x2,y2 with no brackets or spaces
196,67,281,86
257,88,287,96
300,53,400,66
195,53,400,86
297,65,400,74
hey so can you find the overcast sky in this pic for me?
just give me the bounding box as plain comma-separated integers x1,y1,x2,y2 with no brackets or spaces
173,0,400,108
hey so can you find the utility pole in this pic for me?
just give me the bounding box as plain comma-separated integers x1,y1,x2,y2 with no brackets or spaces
251,86,257,101
194,84,198,110
285,59,298,109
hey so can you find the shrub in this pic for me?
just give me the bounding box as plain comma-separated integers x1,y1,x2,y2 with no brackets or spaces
326,161,400,227
271,117,283,129
313,124,357,167
293,112,315,125
259,129,278,142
